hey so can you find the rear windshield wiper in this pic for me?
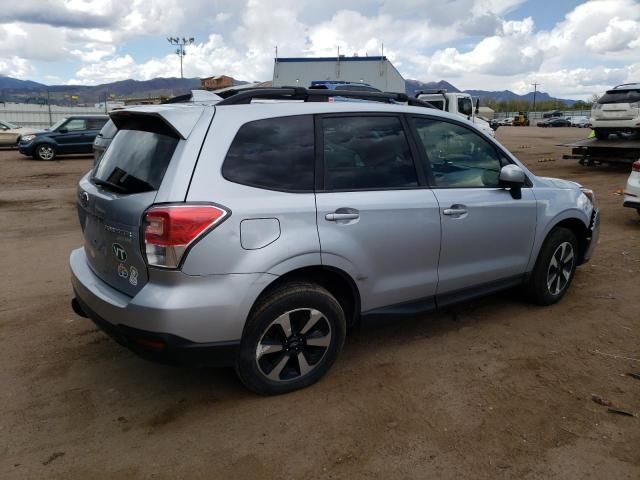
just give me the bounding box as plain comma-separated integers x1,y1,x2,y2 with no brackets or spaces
92,177,127,193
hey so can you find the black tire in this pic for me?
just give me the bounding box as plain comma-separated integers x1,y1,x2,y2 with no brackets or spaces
34,144,56,161
236,282,346,395
526,228,578,305
594,130,609,140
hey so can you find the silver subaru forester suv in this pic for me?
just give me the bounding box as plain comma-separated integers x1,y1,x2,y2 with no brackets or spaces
71,88,599,395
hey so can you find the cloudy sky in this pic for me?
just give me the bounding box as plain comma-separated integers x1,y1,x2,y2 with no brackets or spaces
0,0,638,99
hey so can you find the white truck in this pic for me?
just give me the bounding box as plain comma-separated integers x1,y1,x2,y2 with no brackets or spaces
416,90,495,137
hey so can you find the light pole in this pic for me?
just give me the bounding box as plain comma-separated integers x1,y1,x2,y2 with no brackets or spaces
167,37,194,79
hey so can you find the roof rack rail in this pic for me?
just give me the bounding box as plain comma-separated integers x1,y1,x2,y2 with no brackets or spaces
215,87,435,108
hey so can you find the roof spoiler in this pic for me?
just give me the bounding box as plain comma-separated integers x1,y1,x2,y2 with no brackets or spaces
110,105,205,139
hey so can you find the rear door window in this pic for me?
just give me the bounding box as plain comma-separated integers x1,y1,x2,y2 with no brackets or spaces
93,117,179,193
321,115,418,191
64,119,86,131
222,115,314,192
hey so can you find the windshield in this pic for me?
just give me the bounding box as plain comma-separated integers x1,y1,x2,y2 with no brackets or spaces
425,99,445,110
48,118,67,131
93,126,179,194
598,89,640,104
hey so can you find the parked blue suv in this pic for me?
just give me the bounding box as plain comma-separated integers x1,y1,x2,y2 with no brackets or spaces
19,115,108,160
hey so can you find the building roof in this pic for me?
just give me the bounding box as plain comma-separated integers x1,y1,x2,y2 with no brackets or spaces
275,56,388,63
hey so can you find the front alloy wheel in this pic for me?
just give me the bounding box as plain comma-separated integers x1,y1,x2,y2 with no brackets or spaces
526,227,578,305
35,144,55,161
546,242,575,296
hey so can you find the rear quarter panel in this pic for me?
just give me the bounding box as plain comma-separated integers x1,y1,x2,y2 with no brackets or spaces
181,107,321,276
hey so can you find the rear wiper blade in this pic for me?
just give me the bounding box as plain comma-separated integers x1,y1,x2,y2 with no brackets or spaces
92,177,127,193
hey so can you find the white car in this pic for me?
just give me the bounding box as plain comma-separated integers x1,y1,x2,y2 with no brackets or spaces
500,117,514,126
0,119,41,146
623,160,640,215
570,116,590,128
590,83,640,140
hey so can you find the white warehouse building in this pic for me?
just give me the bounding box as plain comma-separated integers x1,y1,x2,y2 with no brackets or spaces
272,56,406,93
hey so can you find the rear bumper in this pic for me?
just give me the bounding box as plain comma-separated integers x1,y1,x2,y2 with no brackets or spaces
590,119,640,130
623,200,640,209
70,248,276,360
72,296,239,367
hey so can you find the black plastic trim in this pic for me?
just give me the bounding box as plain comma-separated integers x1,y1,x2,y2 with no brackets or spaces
73,295,239,367
436,274,525,309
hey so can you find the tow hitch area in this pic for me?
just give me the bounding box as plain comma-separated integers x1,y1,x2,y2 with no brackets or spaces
71,298,88,318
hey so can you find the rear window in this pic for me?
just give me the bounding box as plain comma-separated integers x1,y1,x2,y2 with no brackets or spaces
93,118,179,194
222,115,315,192
98,119,118,138
598,89,640,104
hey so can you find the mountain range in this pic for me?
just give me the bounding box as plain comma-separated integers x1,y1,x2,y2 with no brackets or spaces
405,79,577,106
0,75,576,106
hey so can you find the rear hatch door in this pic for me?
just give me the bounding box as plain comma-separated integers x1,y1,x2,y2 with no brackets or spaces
77,112,187,296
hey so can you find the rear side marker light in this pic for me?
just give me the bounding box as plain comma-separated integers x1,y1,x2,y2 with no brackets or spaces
143,204,229,268
632,160,640,173
135,338,166,351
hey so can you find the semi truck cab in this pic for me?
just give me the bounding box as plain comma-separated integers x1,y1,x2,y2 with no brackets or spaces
416,90,495,137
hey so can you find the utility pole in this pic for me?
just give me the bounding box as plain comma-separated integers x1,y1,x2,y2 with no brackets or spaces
531,82,540,119
167,37,195,79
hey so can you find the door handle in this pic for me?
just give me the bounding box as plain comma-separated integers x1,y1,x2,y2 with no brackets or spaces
443,205,468,216
325,212,360,221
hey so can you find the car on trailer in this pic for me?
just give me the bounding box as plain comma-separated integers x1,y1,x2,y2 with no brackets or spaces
590,83,640,140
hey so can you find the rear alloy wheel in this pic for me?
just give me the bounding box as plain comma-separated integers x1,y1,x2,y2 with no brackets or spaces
236,283,346,395
35,144,56,161
526,228,578,305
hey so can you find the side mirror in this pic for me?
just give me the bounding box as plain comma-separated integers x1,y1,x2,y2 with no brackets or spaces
58,127,68,133
499,164,526,199
475,98,480,115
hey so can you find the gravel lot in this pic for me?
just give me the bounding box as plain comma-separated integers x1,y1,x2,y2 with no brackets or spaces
1,126,639,479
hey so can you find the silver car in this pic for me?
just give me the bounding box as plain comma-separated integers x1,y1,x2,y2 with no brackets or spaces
71,88,600,394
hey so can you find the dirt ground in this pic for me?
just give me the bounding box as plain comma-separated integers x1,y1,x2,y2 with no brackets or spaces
1,126,639,479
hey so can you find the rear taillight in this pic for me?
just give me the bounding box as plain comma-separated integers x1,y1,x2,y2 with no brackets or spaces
632,160,640,173
143,204,229,268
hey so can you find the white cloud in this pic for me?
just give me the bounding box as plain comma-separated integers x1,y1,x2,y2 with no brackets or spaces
585,17,640,54
0,56,34,78
1,0,639,100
